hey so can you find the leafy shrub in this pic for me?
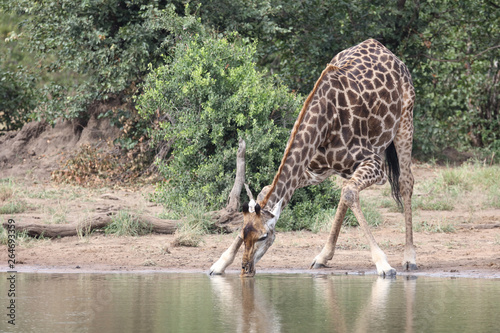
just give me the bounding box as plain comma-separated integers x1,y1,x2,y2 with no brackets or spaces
0,11,38,133
277,182,383,231
277,180,340,231
2,1,205,123
0,66,37,133
137,34,302,211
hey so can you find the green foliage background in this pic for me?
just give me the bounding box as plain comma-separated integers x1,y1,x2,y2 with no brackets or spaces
1,0,499,229
137,35,301,210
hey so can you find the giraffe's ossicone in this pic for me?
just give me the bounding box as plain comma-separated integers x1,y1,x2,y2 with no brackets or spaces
210,39,416,277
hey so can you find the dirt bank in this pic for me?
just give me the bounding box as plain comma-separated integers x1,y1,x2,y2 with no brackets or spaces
0,121,499,278
1,165,499,278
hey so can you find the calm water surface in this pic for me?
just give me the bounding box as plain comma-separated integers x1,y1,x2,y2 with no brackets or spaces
0,272,499,333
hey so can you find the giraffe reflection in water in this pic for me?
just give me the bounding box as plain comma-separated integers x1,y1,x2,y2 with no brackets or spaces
210,276,282,332
210,275,417,333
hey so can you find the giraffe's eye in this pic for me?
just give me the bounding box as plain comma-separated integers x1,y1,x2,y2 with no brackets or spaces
258,234,268,241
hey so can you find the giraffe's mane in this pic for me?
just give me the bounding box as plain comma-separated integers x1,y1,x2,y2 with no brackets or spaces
259,61,352,208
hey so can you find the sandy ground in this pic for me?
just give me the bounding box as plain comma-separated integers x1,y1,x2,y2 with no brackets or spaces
1,164,499,279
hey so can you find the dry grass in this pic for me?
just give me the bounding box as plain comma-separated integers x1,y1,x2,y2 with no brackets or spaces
171,223,205,247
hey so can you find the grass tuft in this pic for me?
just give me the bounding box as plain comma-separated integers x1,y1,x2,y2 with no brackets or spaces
105,210,152,236
412,196,454,211
0,185,14,202
172,223,206,247
414,220,456,233
168,203,214,247
310,199,383,232
0,199,28,214
0,224,47,248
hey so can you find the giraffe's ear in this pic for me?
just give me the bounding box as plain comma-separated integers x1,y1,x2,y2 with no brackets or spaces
242,202,250,214
254,203,261,215
265,199,283,229
272,198,283,218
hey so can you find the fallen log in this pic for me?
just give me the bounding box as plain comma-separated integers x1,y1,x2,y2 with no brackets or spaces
457,223,500,230
4,139,249,238
2,213,180,238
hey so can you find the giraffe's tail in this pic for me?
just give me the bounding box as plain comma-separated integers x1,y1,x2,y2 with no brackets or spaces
385,141,403,210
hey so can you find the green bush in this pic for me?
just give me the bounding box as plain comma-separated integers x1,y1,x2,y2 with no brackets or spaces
138,33,385,230
277,180,340,231
138,34,302,211
0,67,37,132
1,1,205,123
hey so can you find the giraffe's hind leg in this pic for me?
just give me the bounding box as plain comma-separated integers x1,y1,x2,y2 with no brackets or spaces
312,158,396,276
394,137,417,271
394,90,417,271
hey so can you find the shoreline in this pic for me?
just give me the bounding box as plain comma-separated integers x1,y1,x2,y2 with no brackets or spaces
3,265,499,279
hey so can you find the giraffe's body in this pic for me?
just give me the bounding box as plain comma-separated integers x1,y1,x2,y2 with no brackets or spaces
210,39,416,277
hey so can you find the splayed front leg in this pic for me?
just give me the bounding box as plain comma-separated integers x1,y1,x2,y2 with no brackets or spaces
402,245,418,271
310,198,348,269
372,246,397,277
339,157,397,276
209,235,243,275
348,186,396,277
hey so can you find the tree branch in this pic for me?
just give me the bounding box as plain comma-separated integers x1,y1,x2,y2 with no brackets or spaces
226,138,246,212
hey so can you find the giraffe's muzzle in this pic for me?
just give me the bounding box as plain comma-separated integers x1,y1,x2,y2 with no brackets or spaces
241,262,255,277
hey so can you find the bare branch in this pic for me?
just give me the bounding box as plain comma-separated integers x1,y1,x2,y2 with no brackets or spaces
226,138,246,212
244,183,255,201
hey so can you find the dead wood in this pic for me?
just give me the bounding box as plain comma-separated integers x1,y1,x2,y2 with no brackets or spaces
5,139,248,238
225,138,246,212
209,138,248,233
2,213,180,238
457,223,500,230
210,210,243,233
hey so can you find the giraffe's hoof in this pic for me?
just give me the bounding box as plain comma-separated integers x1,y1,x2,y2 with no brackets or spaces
310,259,329,269
403,262,418,271
381,268,397,277
209,261,226,276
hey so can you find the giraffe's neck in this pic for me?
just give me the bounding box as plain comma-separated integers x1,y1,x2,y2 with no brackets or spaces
264,103,332,209
260,64,342,210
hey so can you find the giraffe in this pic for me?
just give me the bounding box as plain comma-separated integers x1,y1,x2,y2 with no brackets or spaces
209,39,416,277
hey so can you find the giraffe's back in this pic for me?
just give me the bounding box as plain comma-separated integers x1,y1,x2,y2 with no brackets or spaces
305,39,414,180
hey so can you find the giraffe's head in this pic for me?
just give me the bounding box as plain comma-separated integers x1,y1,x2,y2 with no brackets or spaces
240,198,283,277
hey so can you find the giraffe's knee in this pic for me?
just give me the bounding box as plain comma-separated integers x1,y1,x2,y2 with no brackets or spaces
342,185,358,207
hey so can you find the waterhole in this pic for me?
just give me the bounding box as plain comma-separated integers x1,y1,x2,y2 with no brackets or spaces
1,273,499,332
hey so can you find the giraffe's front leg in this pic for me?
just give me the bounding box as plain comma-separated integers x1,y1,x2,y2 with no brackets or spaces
345,183,396,277
310,198,348,269
209,235,243,275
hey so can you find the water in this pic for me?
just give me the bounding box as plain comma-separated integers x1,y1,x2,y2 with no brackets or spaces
1,272,499,333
